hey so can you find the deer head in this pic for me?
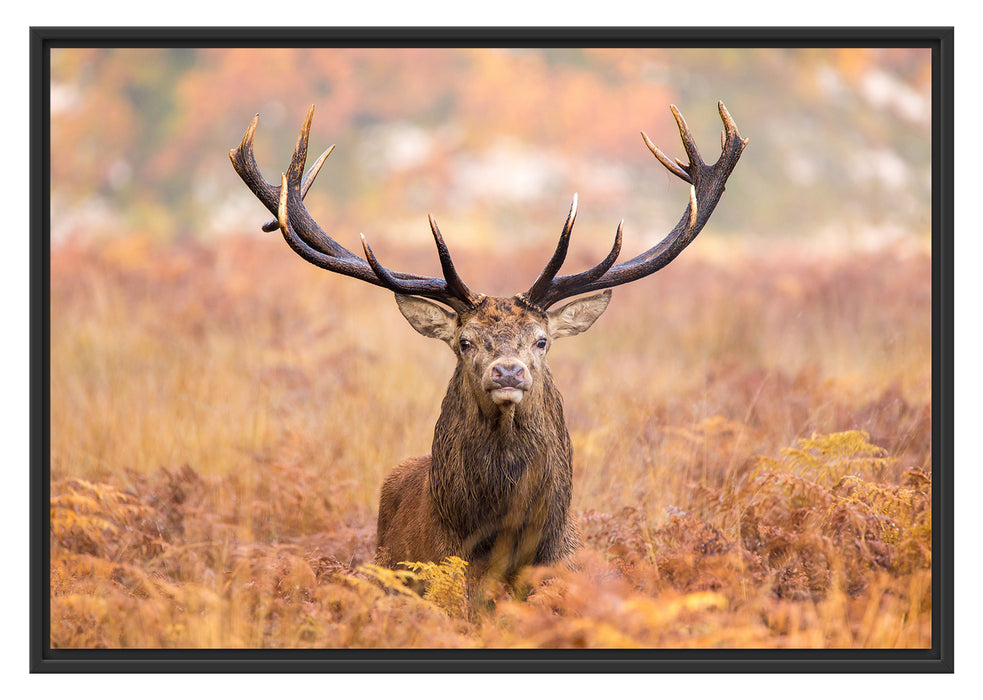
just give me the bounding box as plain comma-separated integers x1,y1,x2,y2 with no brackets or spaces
395,290,610,413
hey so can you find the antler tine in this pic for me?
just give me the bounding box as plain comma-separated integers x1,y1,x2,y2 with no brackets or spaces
526,194,579,303
429,214,481,308
524,103,746,309
717,100,750,158
669,104,704,176
565,219,623,287
686,185,698,230
229,114,279,206
641,131,691,184
278,107,366,259
262,144,334,232
718,101,739,138
289,105,314,181
359,233,405,291
359,231,475,313
526,218,623,309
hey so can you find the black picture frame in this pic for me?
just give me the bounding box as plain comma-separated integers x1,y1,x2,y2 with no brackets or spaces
30,26,954,673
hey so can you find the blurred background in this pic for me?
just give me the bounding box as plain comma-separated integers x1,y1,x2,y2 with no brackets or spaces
48,46,935,487
50,47,931,259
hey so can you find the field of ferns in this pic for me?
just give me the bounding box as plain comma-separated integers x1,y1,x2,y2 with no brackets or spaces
48,230,933,650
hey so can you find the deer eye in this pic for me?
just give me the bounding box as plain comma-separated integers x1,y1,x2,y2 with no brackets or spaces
534,338,548,350
459,338,474,353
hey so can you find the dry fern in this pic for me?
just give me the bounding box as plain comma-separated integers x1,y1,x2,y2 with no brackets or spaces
400,556,470,618
51,478,165,560
730,431,931,599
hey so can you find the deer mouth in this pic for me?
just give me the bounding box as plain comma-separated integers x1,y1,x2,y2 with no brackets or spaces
489,386,525,405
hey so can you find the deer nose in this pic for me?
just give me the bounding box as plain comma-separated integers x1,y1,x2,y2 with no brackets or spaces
491,363,526,389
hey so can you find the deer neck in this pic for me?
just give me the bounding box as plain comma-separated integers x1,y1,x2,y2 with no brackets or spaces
428,364,572,538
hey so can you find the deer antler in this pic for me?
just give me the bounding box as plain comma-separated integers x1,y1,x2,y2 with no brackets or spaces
230,105,481,312
524,102,748,309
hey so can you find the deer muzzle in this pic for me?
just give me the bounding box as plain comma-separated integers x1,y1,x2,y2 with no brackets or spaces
485,360,530,405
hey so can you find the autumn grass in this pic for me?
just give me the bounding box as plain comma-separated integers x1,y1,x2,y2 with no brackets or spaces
49,232,932,648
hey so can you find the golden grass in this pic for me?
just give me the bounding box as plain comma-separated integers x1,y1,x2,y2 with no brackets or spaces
49,233,932,648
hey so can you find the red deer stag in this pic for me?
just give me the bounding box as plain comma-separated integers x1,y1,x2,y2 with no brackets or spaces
230,102,747,582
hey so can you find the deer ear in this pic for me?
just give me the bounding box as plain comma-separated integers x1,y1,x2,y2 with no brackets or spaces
547,290,612,339
394,294,458,343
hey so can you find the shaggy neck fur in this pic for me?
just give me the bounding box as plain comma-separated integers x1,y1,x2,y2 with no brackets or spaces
428,362,573,567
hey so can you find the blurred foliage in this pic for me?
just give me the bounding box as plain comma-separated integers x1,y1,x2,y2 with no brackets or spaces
50,47,931,247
